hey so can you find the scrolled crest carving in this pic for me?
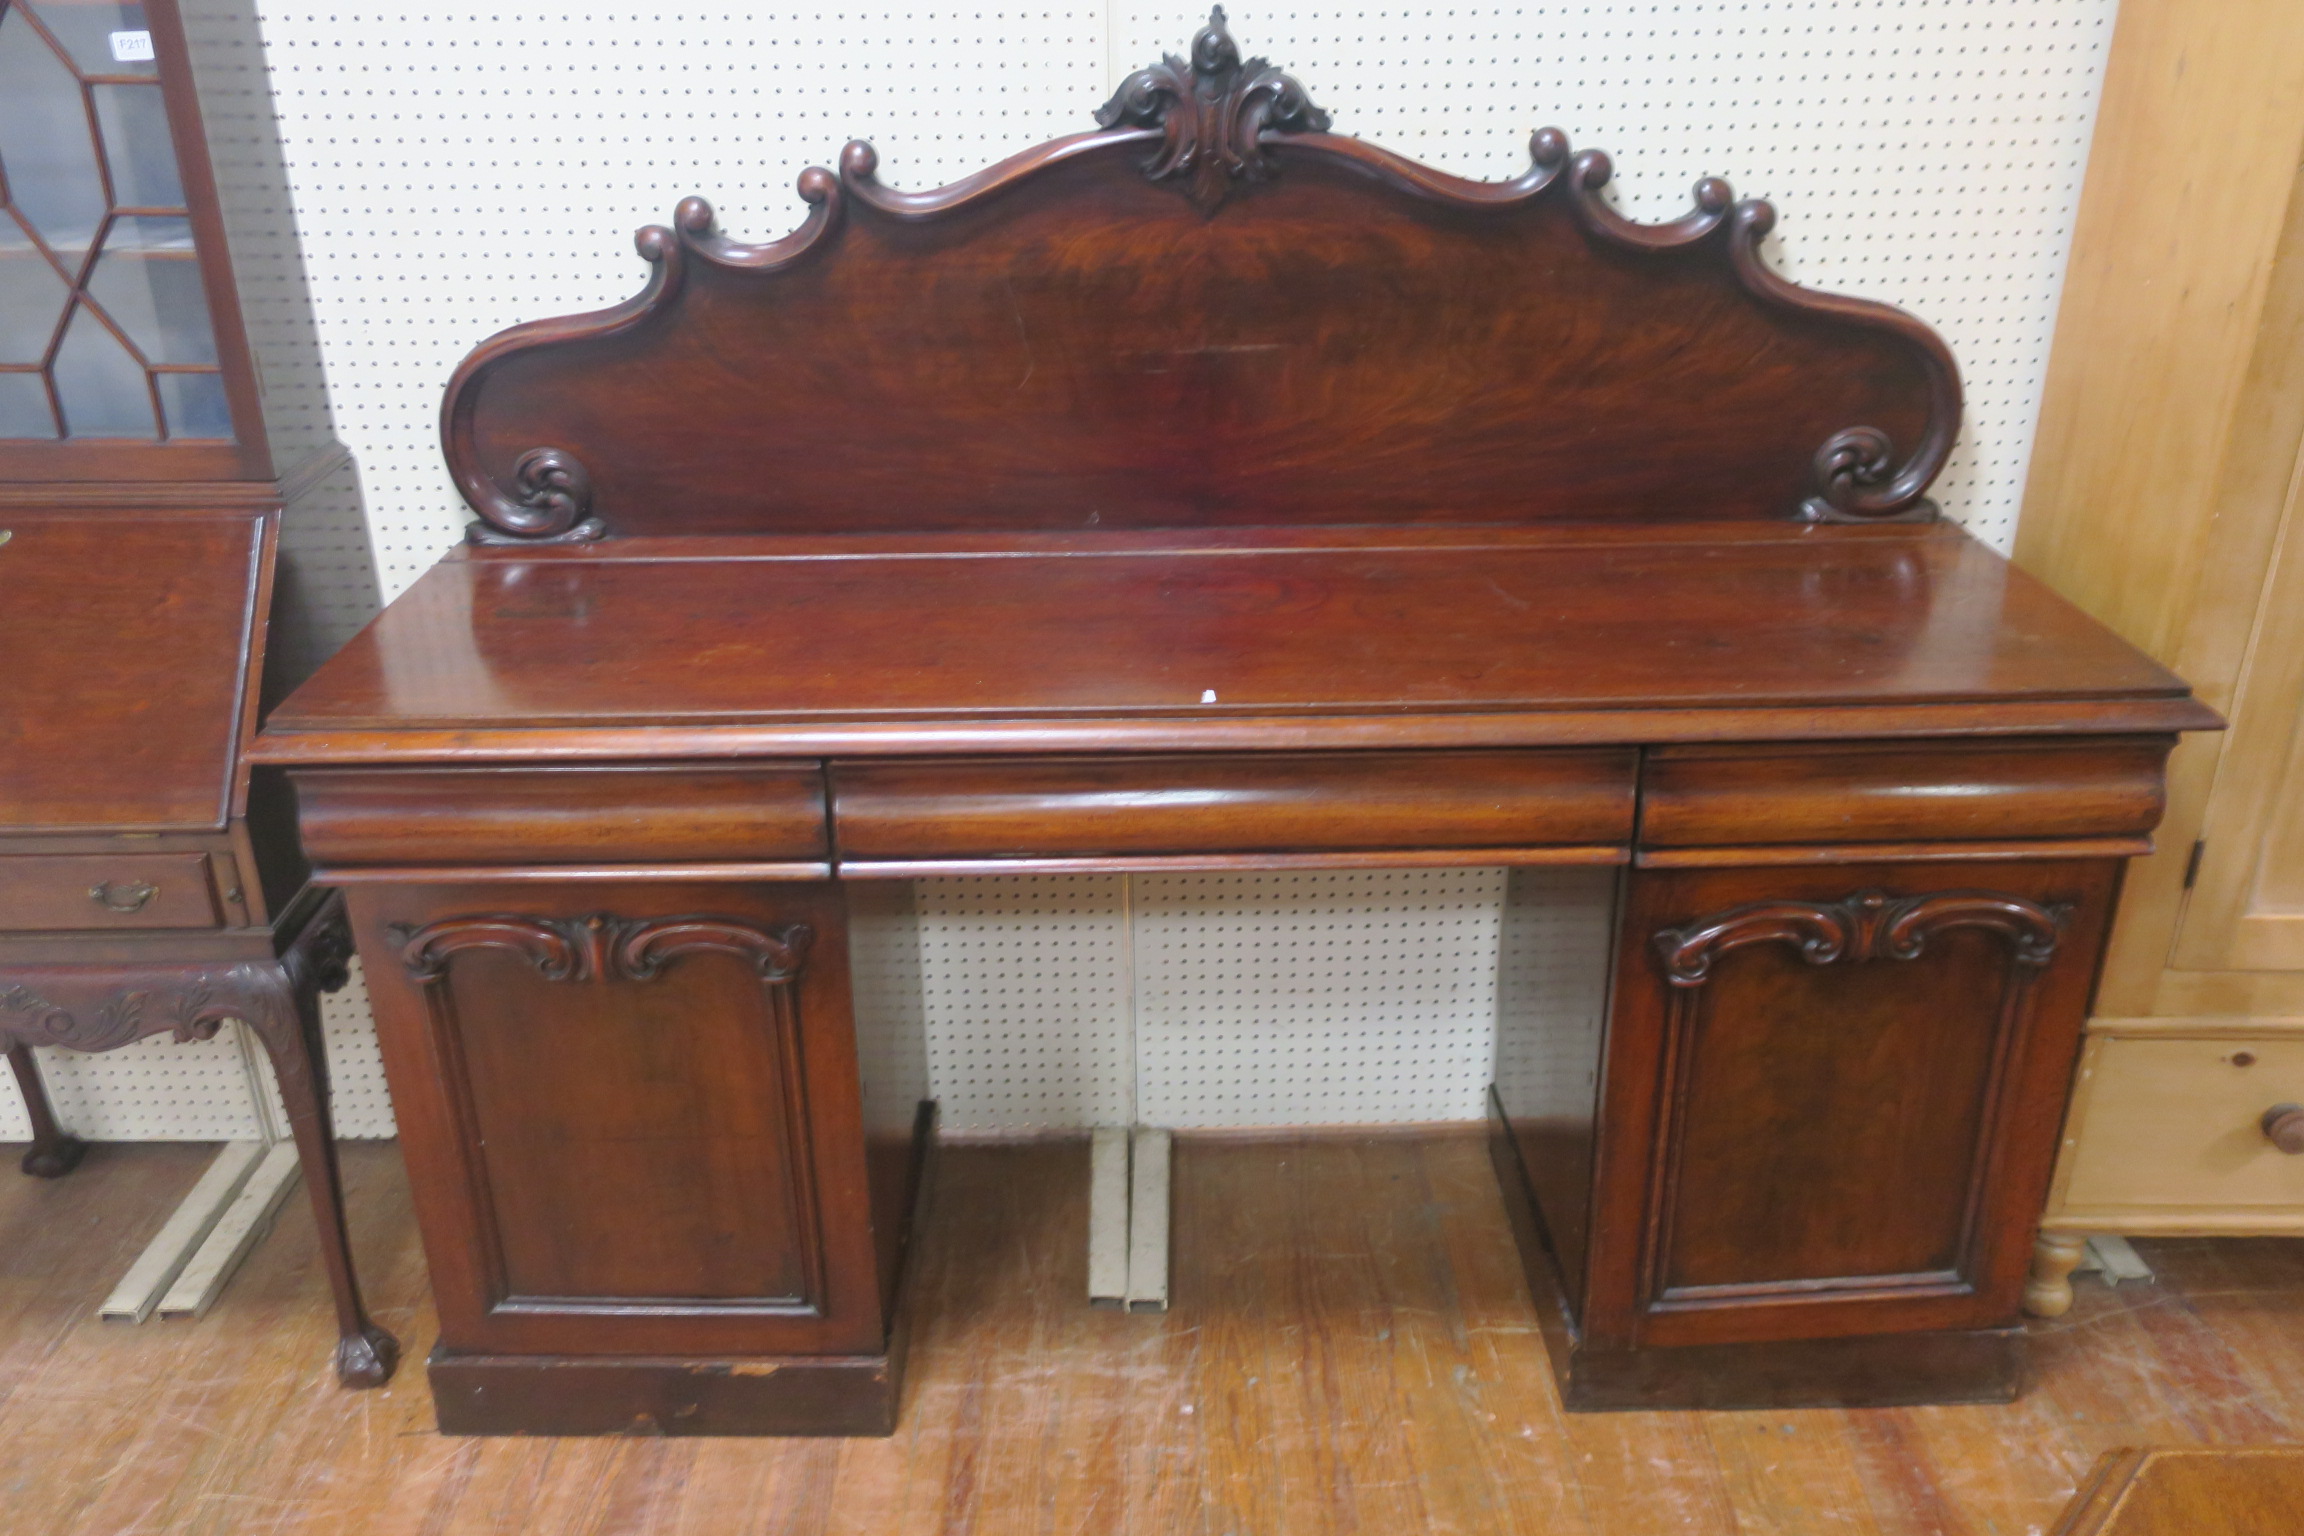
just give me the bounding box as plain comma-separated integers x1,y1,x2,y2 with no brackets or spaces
1655,889,2070,989
440,16,1960,531
462,447,602,546
390,912,815,987
1095,7,1331,210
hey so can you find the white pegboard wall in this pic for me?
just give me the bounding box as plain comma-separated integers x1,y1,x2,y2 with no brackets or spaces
1134,869,1508,1128
0,1059,30,1141
918,876,1137,1132
1493,867,1619,1122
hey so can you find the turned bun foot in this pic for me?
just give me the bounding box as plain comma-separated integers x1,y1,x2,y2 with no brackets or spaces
2024,1230,2090,1318
20,1136,87,1179
335,1323,401,1388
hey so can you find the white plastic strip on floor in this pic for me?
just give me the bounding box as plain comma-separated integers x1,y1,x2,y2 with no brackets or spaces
99,1140,267,1323
1126,1127,1171,1313
2086,1233,2156,1285
157,1141,302,1320
1089,1125,1131,1307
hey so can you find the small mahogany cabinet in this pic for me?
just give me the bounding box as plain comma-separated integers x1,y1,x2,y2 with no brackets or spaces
0,0,389,1382
254,12,2219,1432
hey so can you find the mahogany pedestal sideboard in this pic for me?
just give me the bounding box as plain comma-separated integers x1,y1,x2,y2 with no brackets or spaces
251,13,2220,1433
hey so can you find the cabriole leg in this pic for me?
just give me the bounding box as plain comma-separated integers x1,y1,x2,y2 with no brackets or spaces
245,895,401,1387
9,1042,86,1179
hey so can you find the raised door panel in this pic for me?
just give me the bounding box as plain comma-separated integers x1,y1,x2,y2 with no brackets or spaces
349,880,886,1358
1584,859,2118,1350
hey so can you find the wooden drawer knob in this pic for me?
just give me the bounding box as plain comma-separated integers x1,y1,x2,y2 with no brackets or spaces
2263,1104,2304,1155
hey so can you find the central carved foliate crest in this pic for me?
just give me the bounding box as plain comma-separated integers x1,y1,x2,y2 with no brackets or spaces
1095,7,1331,209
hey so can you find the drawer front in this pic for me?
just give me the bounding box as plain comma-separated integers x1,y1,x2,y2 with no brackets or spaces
832,749,1636,862
2060,1034,2304,1216
1639,736,2171,849
293,765,829,868
0,853,221,931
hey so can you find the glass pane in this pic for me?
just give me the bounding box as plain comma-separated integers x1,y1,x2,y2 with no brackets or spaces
0,238,70,363
91,82,181,208
53,301,153,436
24,1,157,78
88,244,214,364
156,369,228,438
0,8,107,260
107,212,192,251
0,370,56,437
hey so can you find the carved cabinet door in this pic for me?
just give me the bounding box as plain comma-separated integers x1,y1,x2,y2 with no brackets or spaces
1581,860,2119,1351
349,880,888,1358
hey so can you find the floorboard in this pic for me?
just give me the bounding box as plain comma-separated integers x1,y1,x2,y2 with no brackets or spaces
0,1133,2298,1535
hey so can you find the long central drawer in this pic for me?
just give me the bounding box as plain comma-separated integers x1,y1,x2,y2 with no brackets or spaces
830,749,1636,867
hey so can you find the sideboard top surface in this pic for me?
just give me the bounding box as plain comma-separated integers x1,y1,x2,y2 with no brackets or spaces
255,522,2211,763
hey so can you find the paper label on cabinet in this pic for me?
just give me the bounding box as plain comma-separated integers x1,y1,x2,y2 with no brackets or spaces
110,30,155,62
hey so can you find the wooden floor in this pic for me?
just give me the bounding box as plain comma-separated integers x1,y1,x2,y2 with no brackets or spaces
1,1133,2300,1535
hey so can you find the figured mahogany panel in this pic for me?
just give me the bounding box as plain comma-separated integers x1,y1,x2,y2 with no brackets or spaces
1638,737,2174,850
348,881,888,1358
831,749,1632,864
443,11,1956,541
256,526,2213,762
292,764,829,869
0,514,260,831
1580,860,2118,1352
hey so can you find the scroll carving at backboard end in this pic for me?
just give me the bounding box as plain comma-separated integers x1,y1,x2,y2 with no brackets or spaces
442,9,1962,542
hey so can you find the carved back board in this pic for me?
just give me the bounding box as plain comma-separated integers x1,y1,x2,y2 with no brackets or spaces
444,10,1959,543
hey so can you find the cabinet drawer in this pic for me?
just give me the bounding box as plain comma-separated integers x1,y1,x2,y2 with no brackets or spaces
0,854,221,931
2058,1033,2304,1218
1639,736,2172,850
292,765,829,869
831,749,1636,866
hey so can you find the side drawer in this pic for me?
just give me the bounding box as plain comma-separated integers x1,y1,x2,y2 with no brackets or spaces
1639,736,2172,850
292,765,829,869
2056,1032,2304,1220
831,749,1635,864
0,853,221,931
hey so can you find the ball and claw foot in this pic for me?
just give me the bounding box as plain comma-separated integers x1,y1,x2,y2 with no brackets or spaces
20,1136,87,1179
335,1324,402,1388
2024,1231,2089,1319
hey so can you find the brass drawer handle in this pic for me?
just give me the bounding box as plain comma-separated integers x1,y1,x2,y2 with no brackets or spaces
2263,1104,2304,1156
89,879,159,914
